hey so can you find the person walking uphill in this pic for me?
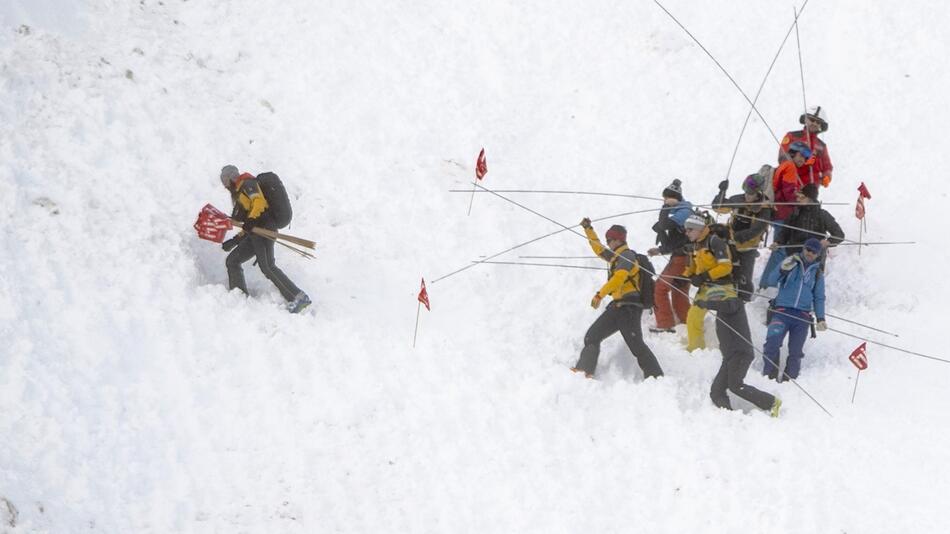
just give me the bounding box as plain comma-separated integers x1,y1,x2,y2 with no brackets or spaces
761,238,827,381
219,165,312,313
571,219,664,379
647,179,693,333
685,214,781,416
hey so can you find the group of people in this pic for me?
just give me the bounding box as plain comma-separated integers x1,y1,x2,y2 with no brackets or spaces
571,106,845,417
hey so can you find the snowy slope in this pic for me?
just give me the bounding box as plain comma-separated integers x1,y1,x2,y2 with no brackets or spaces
1,1,949,532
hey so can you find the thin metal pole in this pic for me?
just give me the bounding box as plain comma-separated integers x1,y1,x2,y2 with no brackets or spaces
450,189,848,206
412,301,422,348
475,261,605,271
651,0,787,151
431,205,671,284
851,370,861,404
725,0,810,181
466,180,477,216
793,5,815,184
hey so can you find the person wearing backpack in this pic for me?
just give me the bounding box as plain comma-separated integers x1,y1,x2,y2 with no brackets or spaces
761,238,827,381
711,173,773,302
684,214,781,416
681,213,736,352
647,179,693,333
779,106,833,188
760,183,845,288
219,165,311,313
571,219,664,379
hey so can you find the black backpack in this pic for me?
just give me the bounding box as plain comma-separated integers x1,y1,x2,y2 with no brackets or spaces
256,172,292,229
635,253,656,308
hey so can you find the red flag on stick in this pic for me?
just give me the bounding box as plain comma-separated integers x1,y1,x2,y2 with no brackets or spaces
858,182,872,200
413,278,430,347
849,342,869,370
475,148,488,180
417,278,431,311
193,204,233,243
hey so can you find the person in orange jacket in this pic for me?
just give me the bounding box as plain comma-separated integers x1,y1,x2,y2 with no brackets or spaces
778,106,833,188
772,141,813,222
571,219,664,379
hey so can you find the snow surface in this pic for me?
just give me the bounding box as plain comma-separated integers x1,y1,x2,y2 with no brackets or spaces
1,0,949,532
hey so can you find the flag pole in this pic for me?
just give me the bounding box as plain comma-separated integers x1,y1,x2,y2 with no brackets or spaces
851,369,861,404
466,179,477,216
412,301,422,348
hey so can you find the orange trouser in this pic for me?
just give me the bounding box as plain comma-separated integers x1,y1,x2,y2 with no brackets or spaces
653,254,691,329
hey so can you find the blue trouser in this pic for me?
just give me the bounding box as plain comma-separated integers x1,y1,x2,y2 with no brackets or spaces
762,308,812,379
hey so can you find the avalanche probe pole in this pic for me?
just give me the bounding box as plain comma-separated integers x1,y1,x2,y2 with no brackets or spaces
851,369,862,404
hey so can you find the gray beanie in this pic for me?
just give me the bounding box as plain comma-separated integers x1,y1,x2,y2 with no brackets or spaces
220,165,240,187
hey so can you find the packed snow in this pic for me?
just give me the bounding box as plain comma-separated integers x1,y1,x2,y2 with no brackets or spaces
1,0,948,532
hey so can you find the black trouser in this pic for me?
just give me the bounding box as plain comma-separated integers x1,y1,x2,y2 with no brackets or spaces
735,250,758,302
574,303,664,378
705,299,775,411
226,234,302,302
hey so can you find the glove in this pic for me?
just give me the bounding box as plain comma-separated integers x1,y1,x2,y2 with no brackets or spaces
779,255,797,272
816,320,827,332
647,247,661,257
242,219,257,234
591,293,603,309
221,236,241,252
821,174,832,187
580,217,592,229
718,179,729,192
689,273,709,287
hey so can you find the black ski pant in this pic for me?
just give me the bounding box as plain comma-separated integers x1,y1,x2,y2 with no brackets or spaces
573,303,664,378
703,299,775,411
226,234,302,302
735,250,758,302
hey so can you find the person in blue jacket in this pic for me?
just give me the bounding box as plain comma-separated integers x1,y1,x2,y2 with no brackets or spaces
761,237,828,380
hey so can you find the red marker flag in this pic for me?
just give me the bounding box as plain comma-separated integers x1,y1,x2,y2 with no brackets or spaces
849,342,868,370
858,182,872,200
417,278,431,311
475,148,488,180
193,204,234,243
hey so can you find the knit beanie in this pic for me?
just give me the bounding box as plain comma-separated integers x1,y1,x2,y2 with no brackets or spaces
801,183,819,201
662,179,683,201
803,238,823,253
220,165,240,187
605,225,627,242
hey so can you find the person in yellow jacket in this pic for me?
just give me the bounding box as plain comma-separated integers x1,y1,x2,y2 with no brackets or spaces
219,165,311,313
571,219,664,379
682,214,737,351
682,213,781,416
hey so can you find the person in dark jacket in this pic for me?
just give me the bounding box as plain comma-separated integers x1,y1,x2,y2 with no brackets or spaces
684,214,781,416
219,165,311,313
647,179,693,333
711,173,773,301
572,219,664,379
761,238,827,380
760,183,844,288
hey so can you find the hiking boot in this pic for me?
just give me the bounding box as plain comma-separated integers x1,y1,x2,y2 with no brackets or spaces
770,397,782,418
570,367,593,379
287,292,312,314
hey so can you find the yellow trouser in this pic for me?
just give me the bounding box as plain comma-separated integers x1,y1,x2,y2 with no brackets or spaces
686,304,707,352
685,284,738,352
